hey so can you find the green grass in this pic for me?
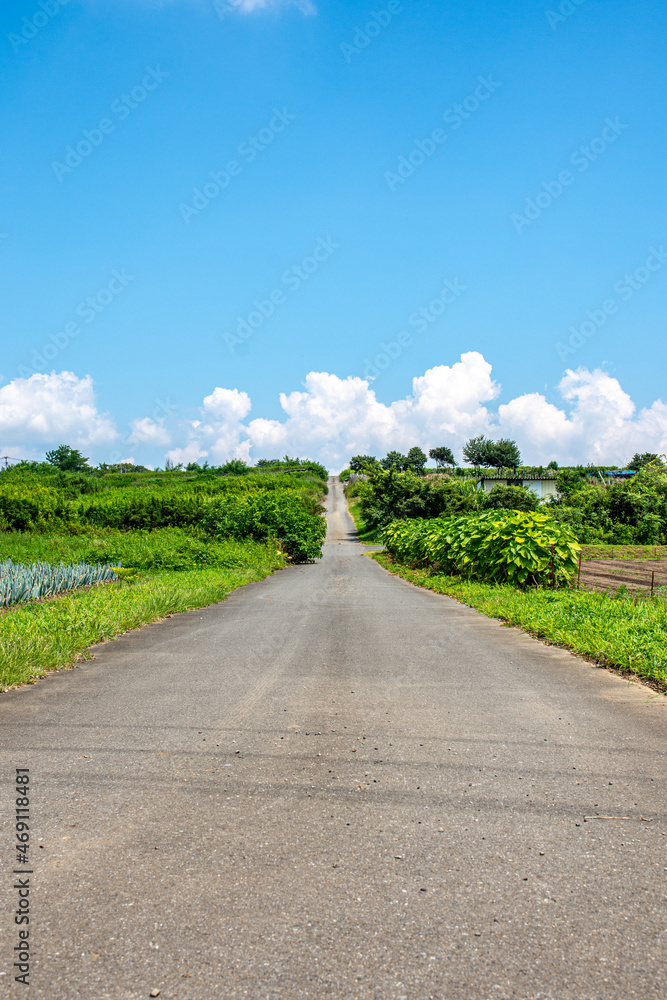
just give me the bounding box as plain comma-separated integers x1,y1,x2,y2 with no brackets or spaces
346,500,382,543
373,552,667,691
0,540,285,690
0,528,280,571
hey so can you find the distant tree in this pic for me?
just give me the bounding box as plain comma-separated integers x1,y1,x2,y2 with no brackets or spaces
627,452,664,471
547,460,559,470
45,445,89,471
429,446,456,469
490,438,521,469
219,459,249,475
462,435,493,467
381,450,408,471
405,446,428,475
349,455,379,472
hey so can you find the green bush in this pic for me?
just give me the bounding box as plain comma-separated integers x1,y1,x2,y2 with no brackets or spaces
355,470,480,530
382,510,580,588
481,484,539,513
202,492,326,563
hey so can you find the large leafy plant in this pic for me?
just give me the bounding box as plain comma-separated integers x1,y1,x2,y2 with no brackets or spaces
383,510,580,588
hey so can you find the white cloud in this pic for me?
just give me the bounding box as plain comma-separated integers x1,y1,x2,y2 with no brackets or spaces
128,416,172,447
165,355,667,470
214,0,316,16
0,372,117,458
8,360,664,471
498,367,667,466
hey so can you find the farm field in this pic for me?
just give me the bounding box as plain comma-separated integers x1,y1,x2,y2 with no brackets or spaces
0,461,327,689
579,552,667,597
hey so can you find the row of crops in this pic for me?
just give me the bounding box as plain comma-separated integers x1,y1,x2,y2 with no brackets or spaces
0,474,327,564
0,465,328,614
0,560,119,608
382,511,581,588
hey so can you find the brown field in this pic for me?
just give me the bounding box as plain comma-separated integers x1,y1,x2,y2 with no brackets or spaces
579,553,667,597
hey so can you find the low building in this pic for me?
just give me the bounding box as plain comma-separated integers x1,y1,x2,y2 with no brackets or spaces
476,473,559,501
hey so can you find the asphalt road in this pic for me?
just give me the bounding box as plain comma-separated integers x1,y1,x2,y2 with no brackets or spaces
1,478,665,1000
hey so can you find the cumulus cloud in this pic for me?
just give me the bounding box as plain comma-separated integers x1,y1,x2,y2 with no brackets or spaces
0,372,117,458
128,417,172,447
164,354,667,470
498,368,667,466
7,359,664,470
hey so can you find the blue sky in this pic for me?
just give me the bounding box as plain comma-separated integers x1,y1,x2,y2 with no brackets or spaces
1,0,666,469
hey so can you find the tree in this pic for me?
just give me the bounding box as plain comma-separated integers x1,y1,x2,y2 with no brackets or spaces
627,452,664,471
45,445,89,471
462,436,521,469
381,450,408,471
547,460,559,470
219,459,249,475
491,438,521,469
429,446,456,469
462,435,493,467
405,446,428,475
349,455,379,472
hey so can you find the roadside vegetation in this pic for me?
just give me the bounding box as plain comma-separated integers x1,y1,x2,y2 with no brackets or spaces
0,453,327,689
345,445,667,690
373,553,667,690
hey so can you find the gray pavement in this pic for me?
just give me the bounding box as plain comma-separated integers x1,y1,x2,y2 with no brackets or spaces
1,478,665,999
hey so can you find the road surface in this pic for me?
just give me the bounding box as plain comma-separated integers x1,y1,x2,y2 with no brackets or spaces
1,478,665,999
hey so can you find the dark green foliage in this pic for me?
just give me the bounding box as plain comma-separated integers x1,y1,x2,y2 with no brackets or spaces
462,436,521,469
45,445,90,471
548,466,667,544
349,455,379,472
481,485,539,513
355,470,480,531
381,450,408,471
406,446,428,475
493,438,522,468
202,492,325,562
429,446,456,468
0,462,327,564
627,452,664,471
462,435,492,467
219,459,250,475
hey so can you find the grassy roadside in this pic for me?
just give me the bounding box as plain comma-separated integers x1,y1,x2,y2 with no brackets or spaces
346,499,381,543
373,552,667,692
0,544,285,691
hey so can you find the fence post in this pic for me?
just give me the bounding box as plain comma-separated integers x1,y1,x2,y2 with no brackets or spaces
577,554,582,590
651,570,655,599
550,544,555,590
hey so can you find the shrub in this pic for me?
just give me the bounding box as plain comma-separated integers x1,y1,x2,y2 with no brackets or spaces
481,485,539,513
202,492,326,563
383,510,580,588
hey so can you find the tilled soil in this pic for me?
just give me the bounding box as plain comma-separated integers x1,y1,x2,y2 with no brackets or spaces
579,557,667,596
